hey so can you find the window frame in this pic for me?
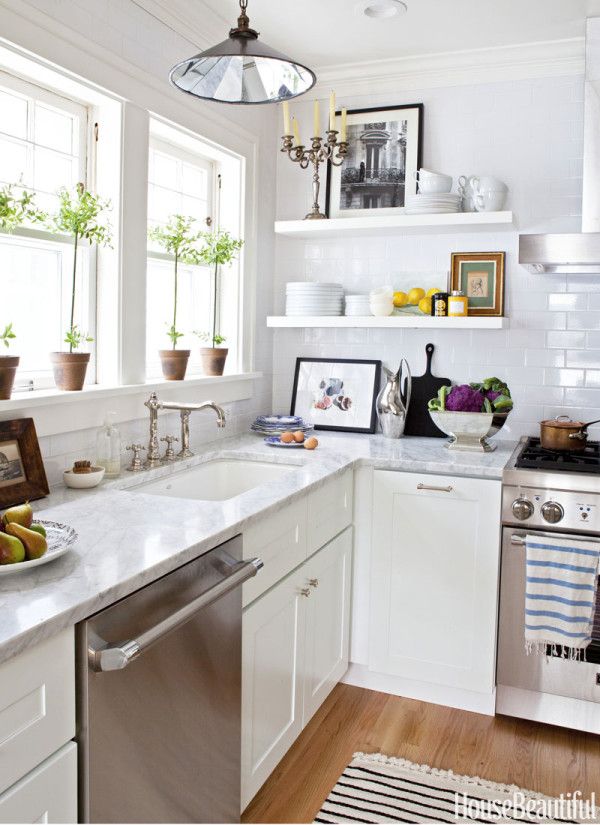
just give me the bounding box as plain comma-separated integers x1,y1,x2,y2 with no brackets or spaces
0,69,95,389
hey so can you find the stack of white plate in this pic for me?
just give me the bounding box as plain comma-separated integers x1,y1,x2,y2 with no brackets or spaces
286,282,343,316
345,294,371,316
404,193,462,215
250,415,313,436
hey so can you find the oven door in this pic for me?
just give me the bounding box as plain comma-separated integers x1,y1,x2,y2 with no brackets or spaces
497,528,600,705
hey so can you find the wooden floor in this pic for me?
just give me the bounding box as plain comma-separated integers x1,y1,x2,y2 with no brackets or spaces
242,684,600,824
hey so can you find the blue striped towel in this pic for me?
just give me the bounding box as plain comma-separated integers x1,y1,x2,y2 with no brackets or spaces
525,534,600,658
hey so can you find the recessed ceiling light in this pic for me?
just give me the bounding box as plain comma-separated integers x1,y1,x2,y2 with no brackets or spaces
355,0,408,19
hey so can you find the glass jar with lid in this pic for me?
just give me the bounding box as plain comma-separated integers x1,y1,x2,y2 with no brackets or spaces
96,412,122,477
448,290,468,317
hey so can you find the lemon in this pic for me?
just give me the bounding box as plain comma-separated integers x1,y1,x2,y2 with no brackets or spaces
418,296,432,315
393,291,408,308
427,287,444,298
407,287,425,305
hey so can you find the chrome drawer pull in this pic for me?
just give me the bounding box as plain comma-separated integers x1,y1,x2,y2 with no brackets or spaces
417,483,453,493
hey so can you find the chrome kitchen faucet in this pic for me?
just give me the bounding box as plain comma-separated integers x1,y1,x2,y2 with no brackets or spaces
144,392,226,466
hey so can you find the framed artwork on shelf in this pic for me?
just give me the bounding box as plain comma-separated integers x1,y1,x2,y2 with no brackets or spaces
325,103,424,219
0,418,48,509
450,252,506,316
291,357,382,434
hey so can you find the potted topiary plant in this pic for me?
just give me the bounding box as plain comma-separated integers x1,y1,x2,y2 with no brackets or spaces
194,229,243,377
148,215,206,381
0,182,46,398
0,323,18,400
47,183,111,391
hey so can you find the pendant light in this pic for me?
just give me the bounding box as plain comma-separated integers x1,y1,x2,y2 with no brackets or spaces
169,0,317,105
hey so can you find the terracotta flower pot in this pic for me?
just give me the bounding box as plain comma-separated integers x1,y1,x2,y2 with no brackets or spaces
159,349,190,381
0,355,19,400
199,347,228,377
50,352,90,391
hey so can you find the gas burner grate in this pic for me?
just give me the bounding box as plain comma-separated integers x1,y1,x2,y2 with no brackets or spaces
516,437,600,474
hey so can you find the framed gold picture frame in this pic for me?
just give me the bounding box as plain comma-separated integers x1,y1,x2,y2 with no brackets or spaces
450,252,505,317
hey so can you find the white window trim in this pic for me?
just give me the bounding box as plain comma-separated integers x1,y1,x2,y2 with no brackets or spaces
0,22,261,433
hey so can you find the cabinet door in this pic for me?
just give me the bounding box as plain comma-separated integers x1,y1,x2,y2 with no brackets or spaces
307,471,353,557
302,529,352,726
0,742,77,824
369,471,502,694
241,568,306,810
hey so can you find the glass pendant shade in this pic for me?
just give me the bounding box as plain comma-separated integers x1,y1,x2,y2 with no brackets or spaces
169,2,316,105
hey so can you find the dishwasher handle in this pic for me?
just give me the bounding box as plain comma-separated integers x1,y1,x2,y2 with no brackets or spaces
89,557,263,673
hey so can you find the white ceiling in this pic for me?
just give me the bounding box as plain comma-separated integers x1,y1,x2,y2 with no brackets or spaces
190,0,600,68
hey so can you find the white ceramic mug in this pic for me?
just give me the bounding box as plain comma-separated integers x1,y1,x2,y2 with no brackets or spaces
414,169,453,194
471,176,508,212
457,174,478,212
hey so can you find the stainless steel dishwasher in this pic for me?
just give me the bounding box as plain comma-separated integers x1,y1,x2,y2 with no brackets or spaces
77,535,262,824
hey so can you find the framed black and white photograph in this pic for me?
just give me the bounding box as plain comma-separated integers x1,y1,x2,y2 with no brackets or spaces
326,104,423,219
0,419,49,508
291,358,382,434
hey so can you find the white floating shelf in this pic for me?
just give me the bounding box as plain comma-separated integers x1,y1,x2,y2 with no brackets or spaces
274,211,515,239
267,316,509,329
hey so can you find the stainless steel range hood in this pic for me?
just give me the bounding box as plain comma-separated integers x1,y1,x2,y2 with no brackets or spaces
519,18,600,274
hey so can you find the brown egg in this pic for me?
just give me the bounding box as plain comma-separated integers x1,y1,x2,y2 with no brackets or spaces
304,436,319,450
280,431,294,443
293,430,305,443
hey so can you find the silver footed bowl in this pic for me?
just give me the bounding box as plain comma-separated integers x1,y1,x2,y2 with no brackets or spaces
429,410,510,452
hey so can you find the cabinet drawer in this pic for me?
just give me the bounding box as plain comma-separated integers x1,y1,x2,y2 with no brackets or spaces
0,629,75,794
0,742,77,824
243,496,308,606
307,471,353,557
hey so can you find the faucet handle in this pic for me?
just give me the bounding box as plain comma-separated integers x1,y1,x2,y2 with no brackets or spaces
160,435,179,462
126,444,146,472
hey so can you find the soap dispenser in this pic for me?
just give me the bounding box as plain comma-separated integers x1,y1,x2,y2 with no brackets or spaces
96,412,121,477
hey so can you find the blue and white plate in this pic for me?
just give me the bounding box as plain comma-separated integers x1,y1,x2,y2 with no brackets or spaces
264,436,305,448
255,415,303,426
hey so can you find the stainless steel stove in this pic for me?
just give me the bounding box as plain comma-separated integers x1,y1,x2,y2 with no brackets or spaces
497,437,600,734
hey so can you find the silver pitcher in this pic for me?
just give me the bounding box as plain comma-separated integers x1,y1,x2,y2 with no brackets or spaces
376,359,412,438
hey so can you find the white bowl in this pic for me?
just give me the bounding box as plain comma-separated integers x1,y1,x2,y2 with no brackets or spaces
370,302,394,317
63,466,106,489
418,177,453,194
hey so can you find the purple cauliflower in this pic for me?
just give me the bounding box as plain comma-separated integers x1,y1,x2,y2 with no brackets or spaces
445,384,485,412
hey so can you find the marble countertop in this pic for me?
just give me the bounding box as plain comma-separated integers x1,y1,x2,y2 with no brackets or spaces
0,432,516,664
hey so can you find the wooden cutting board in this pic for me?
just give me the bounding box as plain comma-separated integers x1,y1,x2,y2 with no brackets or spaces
404,343,451,438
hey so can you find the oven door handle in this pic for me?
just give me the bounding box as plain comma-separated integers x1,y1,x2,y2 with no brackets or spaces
88,557,263,673
510,532,600,546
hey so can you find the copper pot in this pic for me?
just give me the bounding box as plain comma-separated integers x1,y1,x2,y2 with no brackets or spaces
539,415,600,451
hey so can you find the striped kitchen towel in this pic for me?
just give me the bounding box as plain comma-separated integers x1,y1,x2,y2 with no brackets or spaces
525,534,600,658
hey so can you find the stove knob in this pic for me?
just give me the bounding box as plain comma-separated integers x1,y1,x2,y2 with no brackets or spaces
541,501,564,524
512,498,534,520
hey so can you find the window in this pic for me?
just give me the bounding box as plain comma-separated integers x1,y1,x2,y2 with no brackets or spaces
146,136,215,378
0,72,91,387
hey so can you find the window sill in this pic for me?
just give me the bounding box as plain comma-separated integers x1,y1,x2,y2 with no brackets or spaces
2,373,263,438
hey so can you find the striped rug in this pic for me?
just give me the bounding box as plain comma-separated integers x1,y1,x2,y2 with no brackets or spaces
316,753,599,823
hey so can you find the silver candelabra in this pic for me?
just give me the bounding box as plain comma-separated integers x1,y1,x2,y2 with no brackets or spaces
281,131,349,220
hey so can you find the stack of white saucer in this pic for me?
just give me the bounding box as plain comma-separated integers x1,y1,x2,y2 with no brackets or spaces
285,282,343,316
404,193,462,214
345,294,371,316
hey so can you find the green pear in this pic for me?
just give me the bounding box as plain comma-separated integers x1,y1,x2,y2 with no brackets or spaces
29,524,47,538
5,523,47,560
0,533,25,564
3,502,33,529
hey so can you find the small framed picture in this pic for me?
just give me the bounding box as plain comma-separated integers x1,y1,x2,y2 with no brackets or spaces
450,252,506,316
0,419,48,509
325,104,424,219
291,358,382,434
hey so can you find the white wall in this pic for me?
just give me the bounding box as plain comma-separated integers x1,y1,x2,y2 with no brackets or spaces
272,74,595,441
0,0,278,483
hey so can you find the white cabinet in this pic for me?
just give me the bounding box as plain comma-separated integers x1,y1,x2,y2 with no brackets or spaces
0,629,75,796
369,471,502,697
242,529,352,809
307,471,353,556
241,564,306,809
0,742,77,824
302,532,352,725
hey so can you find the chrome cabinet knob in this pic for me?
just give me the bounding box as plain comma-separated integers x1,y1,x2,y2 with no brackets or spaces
541,501,564,524
512,498,534,520
299,587,311,597
308,578,319,588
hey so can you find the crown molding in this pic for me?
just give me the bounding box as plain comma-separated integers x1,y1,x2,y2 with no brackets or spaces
308,37,585,98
